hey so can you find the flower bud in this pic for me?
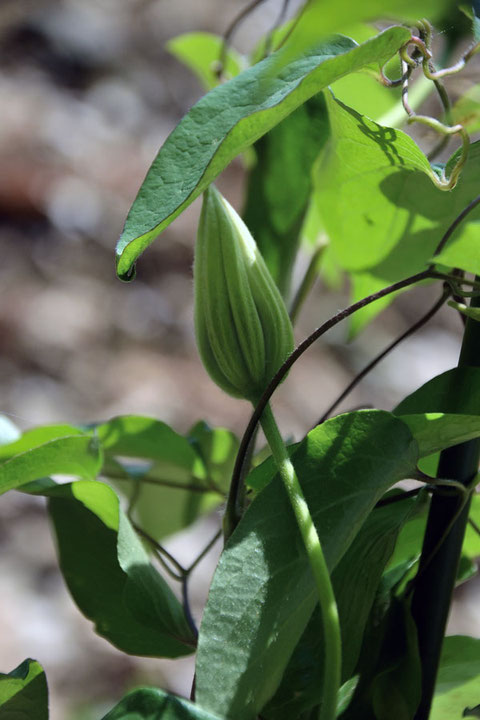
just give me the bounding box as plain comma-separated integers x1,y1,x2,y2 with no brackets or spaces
194,185,294,403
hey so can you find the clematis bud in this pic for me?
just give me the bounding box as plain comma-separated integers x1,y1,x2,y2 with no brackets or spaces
194,185,294,403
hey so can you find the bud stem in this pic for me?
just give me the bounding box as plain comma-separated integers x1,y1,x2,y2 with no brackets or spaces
259,402,341,720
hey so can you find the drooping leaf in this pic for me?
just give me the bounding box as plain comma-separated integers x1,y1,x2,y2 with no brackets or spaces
0,658,48,720
166,32,245,90
101,687,224,720
43,481,195,657
263,494,417,719
195,410,418,720
115,27,410,280
431,636,480,719
0,435,102,496
400,413,480,457
243,93,330,295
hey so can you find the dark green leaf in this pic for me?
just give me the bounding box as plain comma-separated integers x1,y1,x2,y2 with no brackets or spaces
0,435,102,495
431,636,480,719
115,27,410,279
394,368,480,416
102,687,224,720
195,411,418,720
263,495,417,719
0,658,48,720
243,93,329,295
166,32,245,90
400,413,480,457
45,481,195,657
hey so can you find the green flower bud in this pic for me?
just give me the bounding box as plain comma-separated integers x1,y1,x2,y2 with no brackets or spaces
194,185,294,403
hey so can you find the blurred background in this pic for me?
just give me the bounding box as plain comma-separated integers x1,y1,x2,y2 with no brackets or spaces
0,1,479,718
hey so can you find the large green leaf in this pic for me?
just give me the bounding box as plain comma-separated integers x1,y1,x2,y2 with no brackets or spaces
115,27,410,279
195,410,418,720
400,413,480,457
263,494,417,719
242,93,330,295
0,435,102,495
102,688,224,720
44,481,195,657
314,94,480,334
0,658,48,720
166,32,245,90
394,368,480,416
431,636,480,719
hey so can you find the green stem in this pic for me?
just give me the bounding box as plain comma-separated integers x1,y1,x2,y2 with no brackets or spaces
259,402,341,720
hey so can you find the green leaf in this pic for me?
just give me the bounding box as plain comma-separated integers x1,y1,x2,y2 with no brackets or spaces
263,495,417,719
187,420,238,493
0,658,48,720
96,415,202,472
281,0,449,60
195,410,418,720
463,493,480,558
394,367,480,416
0,423,87,460
242,93,330,294
45,481,195,657
400,413,480,457
452,85,480,134
102,687,224,720
98,416,227,540
166,32,245,90
433,222,480,275
115,27,410,280
313,94,480,334
431,636,480,719
0,435,102,495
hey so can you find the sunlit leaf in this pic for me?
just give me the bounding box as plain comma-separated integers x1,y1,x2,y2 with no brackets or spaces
195,411,417,720
0,658,48,720
431,636,480,719
115,27,410,280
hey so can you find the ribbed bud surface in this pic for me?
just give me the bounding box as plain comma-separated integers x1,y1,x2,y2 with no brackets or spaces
194,186,294,403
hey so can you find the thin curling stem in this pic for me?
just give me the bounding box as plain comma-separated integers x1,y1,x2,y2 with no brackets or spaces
259,403,341,720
